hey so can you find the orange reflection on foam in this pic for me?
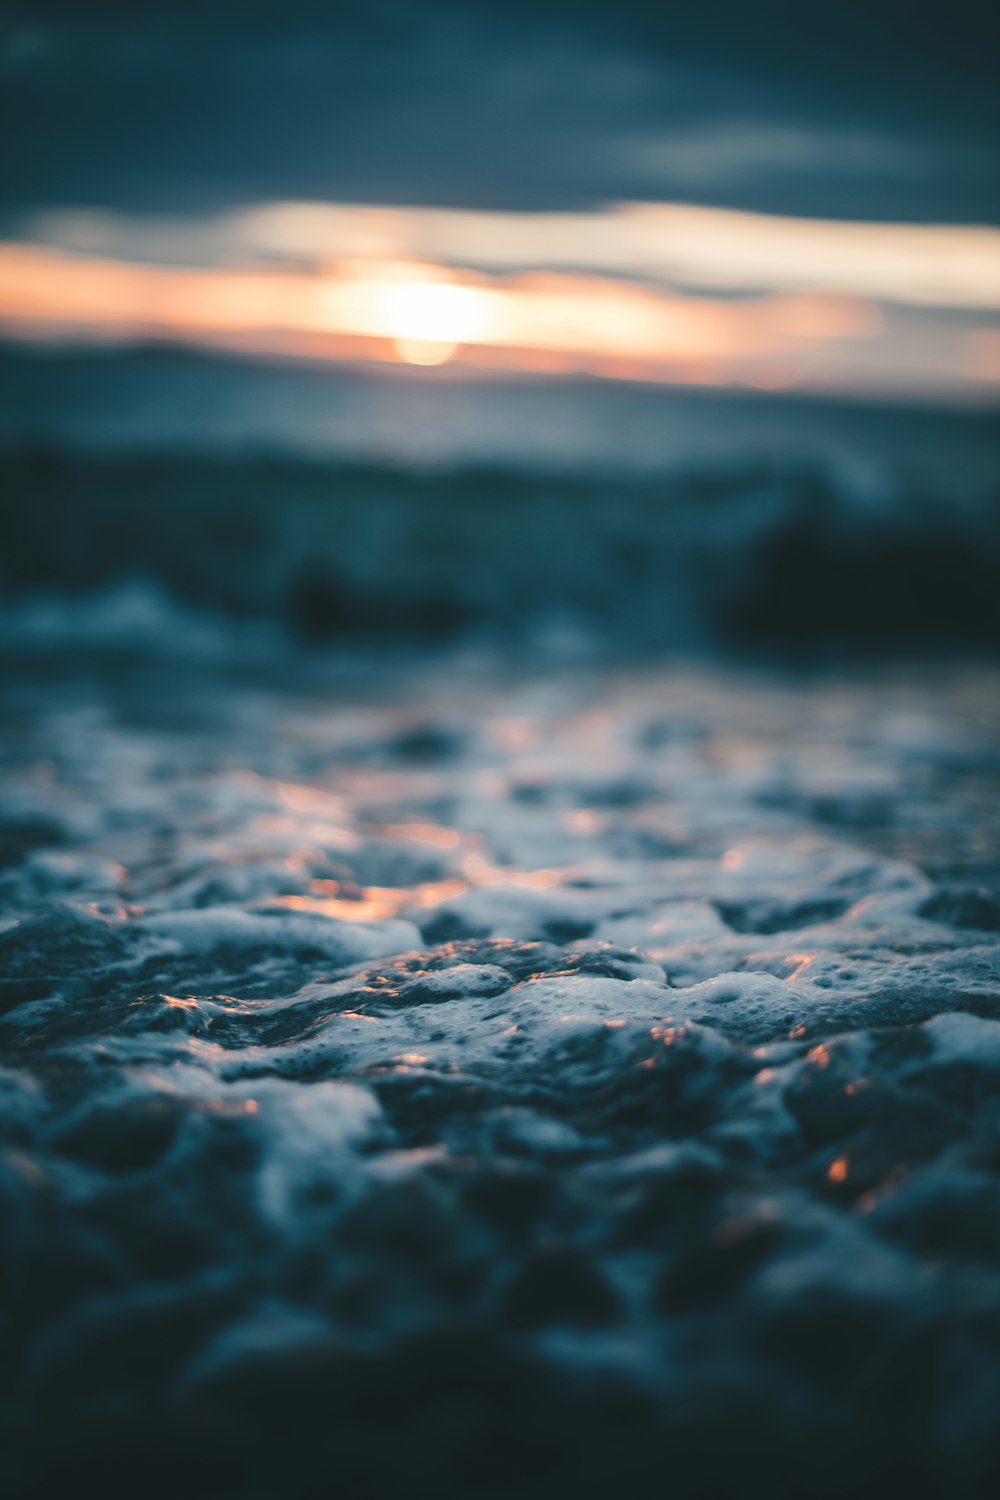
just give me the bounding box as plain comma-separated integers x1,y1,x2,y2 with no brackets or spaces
278,890,405,922
461,851,562,888
277,782,348,818
382,822,462,849
252,813,359,851
487,716,539,751
414,878,468,907
282,876,470,919
564,809,604,836
784,953,816,981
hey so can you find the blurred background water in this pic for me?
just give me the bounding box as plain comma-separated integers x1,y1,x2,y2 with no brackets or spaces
1,346,998,658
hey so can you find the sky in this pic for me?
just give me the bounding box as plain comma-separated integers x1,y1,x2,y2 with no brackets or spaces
1,1,998,399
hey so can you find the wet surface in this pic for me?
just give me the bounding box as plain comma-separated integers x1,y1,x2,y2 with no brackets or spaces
2,648,1000,1498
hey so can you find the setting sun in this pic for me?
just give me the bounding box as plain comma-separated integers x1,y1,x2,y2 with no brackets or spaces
376,277,495,364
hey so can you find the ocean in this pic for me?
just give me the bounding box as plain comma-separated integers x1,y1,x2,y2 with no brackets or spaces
2,345,999,1497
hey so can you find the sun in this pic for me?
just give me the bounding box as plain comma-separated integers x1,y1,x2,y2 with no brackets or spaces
380,279,493,365
395,336,459,366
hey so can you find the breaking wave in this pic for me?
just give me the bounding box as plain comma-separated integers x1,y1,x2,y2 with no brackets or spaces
2,446,999,656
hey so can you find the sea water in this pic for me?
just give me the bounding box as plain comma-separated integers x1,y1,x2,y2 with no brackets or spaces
1,636,998,1497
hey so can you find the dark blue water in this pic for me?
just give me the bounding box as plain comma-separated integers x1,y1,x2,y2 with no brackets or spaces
2,348,1000,1498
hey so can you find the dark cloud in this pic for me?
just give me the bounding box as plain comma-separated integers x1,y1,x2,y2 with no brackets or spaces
1,1,998,223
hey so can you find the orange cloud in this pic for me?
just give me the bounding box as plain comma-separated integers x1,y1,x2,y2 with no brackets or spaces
0,241,888,391
36,201,1000,312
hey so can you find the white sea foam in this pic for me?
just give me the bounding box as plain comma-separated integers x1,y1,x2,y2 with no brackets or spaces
1,653,999,1497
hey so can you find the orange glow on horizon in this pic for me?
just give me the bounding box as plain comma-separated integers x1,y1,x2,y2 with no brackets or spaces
0,229,995,397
